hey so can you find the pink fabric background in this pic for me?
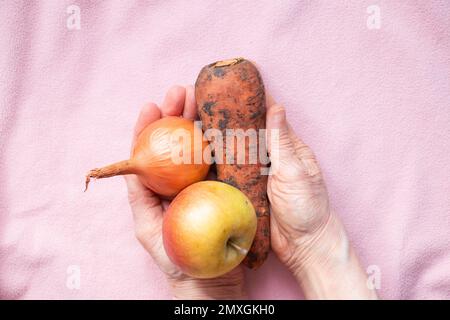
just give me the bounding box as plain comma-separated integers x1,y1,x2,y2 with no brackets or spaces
1,0,449,299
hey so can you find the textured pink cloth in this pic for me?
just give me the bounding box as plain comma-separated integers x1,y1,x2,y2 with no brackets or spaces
1,1,449,299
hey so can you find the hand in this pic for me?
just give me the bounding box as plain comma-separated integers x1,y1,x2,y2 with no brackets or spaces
125,85,246,299
265,94,331,272
265,95,378,299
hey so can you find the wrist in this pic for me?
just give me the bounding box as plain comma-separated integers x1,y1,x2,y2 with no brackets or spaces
287,212,343,277
290,213,378,299
167,268,247,300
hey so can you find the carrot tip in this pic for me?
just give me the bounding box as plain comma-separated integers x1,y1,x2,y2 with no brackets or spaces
213,57,244,68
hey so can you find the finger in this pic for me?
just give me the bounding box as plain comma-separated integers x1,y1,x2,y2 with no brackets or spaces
161,85,186,117
287,124,321,176
126,102,164,241
265,94,321,176
266,104,299,174
287,124,314,160
265,93,276,111
132,102,161,148
125,174,164,247
127,102,161,193
128,102,160,189
266,94,307,157
125,174,163,225
183,85,198,120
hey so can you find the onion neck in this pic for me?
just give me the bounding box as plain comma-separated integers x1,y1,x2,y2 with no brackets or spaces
85,159,138,191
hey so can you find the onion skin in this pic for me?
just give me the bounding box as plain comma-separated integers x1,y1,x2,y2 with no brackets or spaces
85,116,210,198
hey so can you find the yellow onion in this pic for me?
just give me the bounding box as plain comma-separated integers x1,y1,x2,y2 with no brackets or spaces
85,116,210,198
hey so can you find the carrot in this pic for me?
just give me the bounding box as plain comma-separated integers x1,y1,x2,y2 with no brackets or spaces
195,58,270,269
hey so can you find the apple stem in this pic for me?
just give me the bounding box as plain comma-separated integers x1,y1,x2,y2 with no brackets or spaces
228,240,248,256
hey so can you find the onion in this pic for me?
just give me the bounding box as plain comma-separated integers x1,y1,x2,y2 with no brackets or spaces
85,116,210,198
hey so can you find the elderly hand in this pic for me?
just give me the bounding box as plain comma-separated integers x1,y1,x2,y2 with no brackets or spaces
124,85,246,299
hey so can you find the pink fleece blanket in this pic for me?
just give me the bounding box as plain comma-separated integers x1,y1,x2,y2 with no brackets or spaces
1,0,449,299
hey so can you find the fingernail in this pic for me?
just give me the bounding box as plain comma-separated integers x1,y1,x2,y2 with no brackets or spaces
273,106,285,123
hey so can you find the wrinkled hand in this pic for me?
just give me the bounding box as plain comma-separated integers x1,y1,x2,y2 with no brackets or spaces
265,96,377,299
125,85,245,299
125,86,375,300
265,95,332,273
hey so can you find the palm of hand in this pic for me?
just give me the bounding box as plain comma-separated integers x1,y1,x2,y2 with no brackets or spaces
125,85,243,284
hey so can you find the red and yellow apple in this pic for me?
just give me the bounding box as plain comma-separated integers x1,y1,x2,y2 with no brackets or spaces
162,181,257,279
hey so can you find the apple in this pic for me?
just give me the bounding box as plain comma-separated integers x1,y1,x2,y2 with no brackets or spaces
162,181,257,279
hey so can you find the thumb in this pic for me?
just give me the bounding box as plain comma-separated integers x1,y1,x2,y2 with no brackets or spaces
124,175,164,254
266,105,298,174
